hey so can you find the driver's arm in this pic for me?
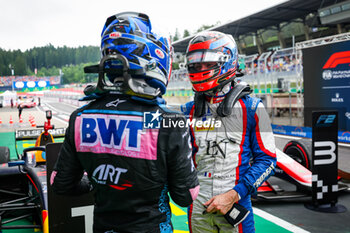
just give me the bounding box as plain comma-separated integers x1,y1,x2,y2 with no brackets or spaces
233,101,277,199
51,110,92,195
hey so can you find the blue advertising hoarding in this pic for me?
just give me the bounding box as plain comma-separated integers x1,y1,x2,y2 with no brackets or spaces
13,80,50,89
272,124,350,144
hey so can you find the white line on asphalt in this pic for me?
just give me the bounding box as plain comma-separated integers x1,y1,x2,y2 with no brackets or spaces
44,102,69,116
253,207,310,233
36,104,68,126
339,142,350,148
58,114,70,122
274,134,302,140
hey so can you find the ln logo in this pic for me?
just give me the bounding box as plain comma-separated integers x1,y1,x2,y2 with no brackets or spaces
314,141,336,165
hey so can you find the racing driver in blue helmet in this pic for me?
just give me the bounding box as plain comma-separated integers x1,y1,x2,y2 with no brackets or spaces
52,12,199,233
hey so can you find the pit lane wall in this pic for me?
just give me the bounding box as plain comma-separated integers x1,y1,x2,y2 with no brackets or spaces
272,124,350,144
43,88,86,108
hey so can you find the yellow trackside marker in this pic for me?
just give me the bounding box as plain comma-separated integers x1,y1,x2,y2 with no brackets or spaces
174,230,189,233
23,143,35,148
170,202,186,216
42,210,49,233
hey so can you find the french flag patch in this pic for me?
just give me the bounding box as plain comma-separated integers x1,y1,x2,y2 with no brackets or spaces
204,172,212,178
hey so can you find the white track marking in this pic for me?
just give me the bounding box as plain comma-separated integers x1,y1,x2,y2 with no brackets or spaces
339,142,350,148
274,134,302,140
253,207,310,233
36,104,68,126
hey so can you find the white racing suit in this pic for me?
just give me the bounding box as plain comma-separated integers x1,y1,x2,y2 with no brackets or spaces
181,95,276,233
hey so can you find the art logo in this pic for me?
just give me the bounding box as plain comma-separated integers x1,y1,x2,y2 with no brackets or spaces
143,110,162,129
92,164,133,190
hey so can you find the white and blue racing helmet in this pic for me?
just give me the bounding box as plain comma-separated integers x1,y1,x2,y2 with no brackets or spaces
100,12,173,97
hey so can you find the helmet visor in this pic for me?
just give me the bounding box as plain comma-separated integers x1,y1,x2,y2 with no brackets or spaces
186,51,228,73
186,50,226,64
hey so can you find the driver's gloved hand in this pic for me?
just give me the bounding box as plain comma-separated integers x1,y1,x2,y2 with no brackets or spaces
224,203,250,227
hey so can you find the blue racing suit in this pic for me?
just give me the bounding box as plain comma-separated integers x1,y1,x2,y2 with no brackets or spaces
181,94,276,233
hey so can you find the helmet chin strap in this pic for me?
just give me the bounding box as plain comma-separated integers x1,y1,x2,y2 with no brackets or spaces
83,54,161,99
125,74,161,99
205,82,232,97
194,82,232,118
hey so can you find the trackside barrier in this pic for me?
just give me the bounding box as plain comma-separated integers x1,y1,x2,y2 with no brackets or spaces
271,124,350,144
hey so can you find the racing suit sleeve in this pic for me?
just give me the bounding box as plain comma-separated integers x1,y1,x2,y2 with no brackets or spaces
51,111,92,195
233,102,277,199
162,115,200,207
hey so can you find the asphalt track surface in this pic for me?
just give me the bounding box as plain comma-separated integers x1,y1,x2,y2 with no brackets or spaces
1,98,350,232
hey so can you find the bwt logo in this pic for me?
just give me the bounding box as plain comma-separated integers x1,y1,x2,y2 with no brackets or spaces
81,116,142,149
316,114,336,127
323,51,350,69
144,110,162,129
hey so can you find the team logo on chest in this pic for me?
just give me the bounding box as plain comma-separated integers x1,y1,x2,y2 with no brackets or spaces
75,114,159,160
80,114,142,150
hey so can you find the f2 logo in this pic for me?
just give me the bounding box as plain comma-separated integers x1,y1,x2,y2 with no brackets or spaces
314,141,336,165
316,114,336,127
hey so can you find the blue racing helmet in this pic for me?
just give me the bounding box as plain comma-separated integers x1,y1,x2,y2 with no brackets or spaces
101,12,172,97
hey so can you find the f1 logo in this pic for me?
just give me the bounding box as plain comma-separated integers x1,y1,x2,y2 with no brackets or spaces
314,141,336,165
323,51,350,69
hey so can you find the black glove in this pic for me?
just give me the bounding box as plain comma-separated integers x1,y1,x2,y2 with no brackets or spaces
224,203,250,227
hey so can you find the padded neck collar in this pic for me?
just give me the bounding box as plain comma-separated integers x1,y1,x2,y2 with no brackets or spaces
194,82,252,118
